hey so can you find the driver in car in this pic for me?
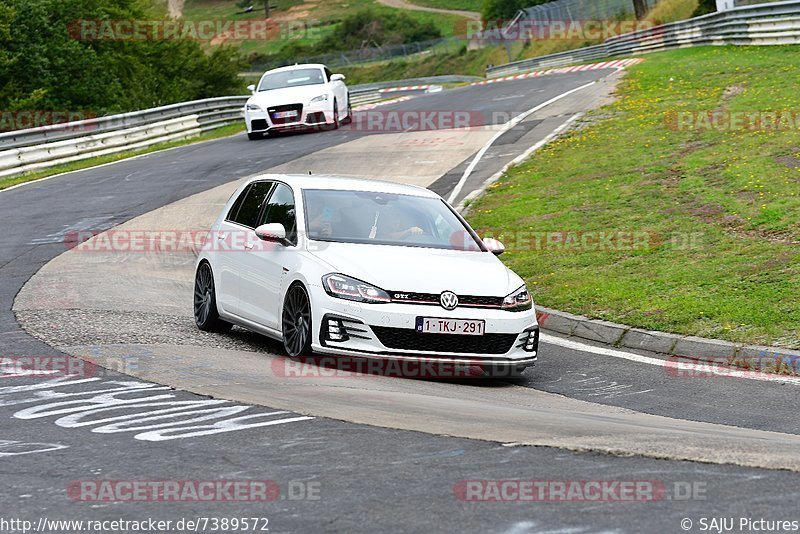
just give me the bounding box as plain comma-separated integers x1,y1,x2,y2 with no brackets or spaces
377,207,425,241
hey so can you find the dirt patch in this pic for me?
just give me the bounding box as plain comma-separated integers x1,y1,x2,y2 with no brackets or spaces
721,84,745,102
775,155,800,169
168,0,185,18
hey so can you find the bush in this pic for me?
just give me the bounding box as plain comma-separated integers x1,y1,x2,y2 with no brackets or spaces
251,9,443,67
692,0,717,16
0,0,244,116
481,0,551,23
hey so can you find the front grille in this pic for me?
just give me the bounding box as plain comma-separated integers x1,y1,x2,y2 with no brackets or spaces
389,292,504,308
250,119,268,131
268,104,303,125
371,326,517,355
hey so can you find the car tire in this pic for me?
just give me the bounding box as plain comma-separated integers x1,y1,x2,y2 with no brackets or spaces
282,283,313,358
325,100,339,131
341,97,353,125
247,131,262,141
194,262,233,333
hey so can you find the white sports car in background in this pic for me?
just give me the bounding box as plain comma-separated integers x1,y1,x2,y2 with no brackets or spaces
194,174,539,376
244,64,351,140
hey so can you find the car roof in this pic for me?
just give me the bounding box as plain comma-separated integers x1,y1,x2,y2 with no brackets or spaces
244,174,440,199
262,64,327,75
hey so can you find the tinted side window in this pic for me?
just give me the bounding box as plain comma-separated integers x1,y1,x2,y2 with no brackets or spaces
260,183,297,244
230,181,273,228
324,68,332,82
226,184,251,222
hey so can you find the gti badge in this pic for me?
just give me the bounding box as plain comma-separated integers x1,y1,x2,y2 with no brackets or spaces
439,291,459,311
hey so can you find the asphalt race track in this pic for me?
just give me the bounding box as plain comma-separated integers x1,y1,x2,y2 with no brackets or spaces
3,69,800,533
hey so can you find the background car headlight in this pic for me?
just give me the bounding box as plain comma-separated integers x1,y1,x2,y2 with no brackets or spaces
246,103,262,111
322,274,390,304
310,94,329,103
502,285,532,311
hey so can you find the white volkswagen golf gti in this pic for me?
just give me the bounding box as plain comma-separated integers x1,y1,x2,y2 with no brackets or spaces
194,174,539,374
244,64,351,140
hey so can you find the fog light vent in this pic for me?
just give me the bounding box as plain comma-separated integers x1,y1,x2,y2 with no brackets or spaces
326,319,349,343
523,328,539,353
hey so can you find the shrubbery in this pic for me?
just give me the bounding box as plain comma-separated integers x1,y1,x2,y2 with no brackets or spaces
0,0,244,116
251,9,442,67
480,0,551,23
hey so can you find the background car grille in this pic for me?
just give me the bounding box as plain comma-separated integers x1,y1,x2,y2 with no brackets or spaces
389,292,504,308
371,326,517,355
305,111,327,124
268,104,303,125
250,119,268,131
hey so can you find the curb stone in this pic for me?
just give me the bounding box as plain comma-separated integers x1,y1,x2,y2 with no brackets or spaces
535,306,800,370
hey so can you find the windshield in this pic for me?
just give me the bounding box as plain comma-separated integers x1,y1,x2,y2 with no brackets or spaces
303,189,484,251
258,68,325,91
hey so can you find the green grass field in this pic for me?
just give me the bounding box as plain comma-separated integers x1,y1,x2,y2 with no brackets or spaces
466,45,800,349
406,0,482,11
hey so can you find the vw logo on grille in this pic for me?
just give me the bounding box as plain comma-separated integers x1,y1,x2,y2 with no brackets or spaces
440,291,459,311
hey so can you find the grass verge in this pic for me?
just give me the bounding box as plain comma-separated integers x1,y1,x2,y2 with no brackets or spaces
466,45,800,349
339,45,507,84
404,0,481,11
0,123,245,191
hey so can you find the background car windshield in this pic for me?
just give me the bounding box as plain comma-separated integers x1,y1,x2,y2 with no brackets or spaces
303,189,483,251
258,69,325,91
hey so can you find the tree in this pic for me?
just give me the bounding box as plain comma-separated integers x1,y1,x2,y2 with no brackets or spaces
0,0,244,115
632,0,648,19
693,0,718,17
481,0,555,25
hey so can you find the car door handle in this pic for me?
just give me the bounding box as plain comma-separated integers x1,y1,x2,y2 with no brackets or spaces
244,243,254,251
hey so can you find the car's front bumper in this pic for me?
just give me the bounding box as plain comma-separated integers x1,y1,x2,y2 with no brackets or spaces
245,103,332,133
308,285,539,369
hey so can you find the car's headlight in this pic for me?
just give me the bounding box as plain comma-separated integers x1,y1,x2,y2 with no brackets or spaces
246,103,262,111
310,94,328,103
322,274,391,304
502,285,532,311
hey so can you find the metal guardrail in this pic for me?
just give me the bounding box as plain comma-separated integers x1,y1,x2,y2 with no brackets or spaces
351,75,482,92
0,78,454,179
0,97,248,151
487,0,800,78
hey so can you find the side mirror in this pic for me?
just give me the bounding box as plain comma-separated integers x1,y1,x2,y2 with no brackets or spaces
247,84,256,94
330,74,345,82
483,237,505,256
255,223,288,245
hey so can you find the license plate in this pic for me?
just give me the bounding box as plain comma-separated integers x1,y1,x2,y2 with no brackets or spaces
273,111,297,119
416,317,485,336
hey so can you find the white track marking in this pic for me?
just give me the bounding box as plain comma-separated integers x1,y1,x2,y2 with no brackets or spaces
2,378,315,441
447,81,596,204
456,113,582,211
542,333,800,386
